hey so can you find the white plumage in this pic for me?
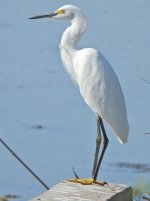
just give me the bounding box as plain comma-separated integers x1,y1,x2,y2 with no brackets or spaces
59,5,129,144
30,4,129,184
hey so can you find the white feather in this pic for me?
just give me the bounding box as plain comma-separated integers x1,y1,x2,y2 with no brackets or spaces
59,5,129,144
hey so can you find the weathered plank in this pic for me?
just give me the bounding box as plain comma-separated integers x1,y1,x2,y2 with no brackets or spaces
30,180,133,201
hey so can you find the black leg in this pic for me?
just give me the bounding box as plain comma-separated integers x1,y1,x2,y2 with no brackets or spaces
92,115,101,177
93,117,109,181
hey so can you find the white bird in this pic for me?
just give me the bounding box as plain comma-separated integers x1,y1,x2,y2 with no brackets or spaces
29,5,129,185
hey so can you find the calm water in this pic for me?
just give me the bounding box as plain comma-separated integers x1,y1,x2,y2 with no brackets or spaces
0,0,150,200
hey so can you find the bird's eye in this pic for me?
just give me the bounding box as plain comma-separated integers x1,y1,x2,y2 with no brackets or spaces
55,9,65,15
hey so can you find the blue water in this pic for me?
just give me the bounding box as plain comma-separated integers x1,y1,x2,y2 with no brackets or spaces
0,0,150,200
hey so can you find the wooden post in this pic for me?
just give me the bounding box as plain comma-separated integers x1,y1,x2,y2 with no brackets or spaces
30,180,133,201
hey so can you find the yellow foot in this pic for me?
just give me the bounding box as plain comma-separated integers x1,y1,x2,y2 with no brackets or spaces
68,178,108,186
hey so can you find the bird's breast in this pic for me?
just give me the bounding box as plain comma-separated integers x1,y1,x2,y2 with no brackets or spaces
60,46,78,85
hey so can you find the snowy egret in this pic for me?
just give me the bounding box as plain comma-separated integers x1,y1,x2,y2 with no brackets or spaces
29,5,129,185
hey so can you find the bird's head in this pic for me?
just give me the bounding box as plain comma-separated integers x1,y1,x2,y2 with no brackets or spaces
29,5,83,21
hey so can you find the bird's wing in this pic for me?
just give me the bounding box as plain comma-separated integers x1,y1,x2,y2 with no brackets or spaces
74,48,129,144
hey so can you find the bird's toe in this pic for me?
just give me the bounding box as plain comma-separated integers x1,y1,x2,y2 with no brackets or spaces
68,178,108,186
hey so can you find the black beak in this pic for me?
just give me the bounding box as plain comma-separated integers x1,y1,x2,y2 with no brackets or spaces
29,12,57,19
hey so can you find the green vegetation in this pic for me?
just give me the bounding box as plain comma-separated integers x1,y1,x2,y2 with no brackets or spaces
133,180,150,201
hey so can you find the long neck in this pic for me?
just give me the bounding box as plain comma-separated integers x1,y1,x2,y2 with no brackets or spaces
60,14,86,52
